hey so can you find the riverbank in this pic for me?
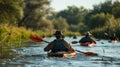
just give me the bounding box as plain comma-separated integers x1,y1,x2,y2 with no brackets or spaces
0,24,80,59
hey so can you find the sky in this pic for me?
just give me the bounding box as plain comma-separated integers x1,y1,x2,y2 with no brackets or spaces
50,0,117,11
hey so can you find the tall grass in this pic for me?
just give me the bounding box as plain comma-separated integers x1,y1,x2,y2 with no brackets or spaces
63,31,81,37
0,24,34,58
0,24,82,59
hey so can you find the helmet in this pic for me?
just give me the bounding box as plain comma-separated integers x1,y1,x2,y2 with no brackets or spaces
54,30,63,36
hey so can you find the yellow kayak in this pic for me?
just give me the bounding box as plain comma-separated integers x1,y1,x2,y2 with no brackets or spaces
48,51,76,58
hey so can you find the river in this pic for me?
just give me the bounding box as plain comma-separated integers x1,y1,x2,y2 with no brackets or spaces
0,36,120,67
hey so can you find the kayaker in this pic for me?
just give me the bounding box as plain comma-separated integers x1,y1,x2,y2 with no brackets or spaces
105,33,118,42
79,32,96,44
109,33,118,41
44,30,75,57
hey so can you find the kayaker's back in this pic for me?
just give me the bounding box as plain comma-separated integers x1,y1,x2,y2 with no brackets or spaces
44,30,76,58
80,37,92,43
51,39,68,53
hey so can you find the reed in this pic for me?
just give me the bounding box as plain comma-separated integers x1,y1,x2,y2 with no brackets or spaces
0,24,34,58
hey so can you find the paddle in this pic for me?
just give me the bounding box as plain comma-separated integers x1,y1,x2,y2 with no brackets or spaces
75,50,115,59
75,50,98,56
30,35,49,43
104,33,109,37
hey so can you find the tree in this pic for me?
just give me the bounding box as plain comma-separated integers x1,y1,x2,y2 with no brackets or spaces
84,0,113,30
112,1,120,18
37,18,54,32
52,17,69,32
85,13,114,29
0,0,23,24
18,0,51,28
56,6,89,25
91,0,112,14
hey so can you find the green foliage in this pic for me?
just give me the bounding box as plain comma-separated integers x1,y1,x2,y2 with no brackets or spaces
55,6,89,32
0,24,34,58
85,0,120,29
56,6,89,25
18,0,51,28
99,0,112,14
92,0,112,14
69,22,88,32
0,0,23,24
34,30,53,37
83,0,120,39
86,13,114,29
91,17,120,39
69,24,78,32
37,18,54,32
63,31,80,37
77,23,89,32
112,1,120,18
52,17,69,32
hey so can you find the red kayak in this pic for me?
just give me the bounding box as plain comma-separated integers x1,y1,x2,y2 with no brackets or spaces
80,42,95,47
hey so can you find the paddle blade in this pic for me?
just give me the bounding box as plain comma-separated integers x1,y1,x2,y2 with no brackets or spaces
84,52,98,56
71,41,78,44
104,33,109,36
75,50,98,56
30,35,43,42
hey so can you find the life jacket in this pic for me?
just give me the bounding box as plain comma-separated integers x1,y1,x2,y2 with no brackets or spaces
51,39,69,53
81,37,93,43
85,37,92,42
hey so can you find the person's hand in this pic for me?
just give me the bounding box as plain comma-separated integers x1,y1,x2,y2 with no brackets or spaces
69,49,75,53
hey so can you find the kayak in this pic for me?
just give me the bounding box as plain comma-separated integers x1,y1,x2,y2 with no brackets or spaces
80,42,95,47
108,40,118,43
47,51,76,58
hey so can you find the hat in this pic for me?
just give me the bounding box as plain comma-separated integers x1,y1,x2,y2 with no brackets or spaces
54,30,63,36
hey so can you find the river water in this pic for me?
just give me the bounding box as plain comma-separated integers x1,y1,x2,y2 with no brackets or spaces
0,36,120,67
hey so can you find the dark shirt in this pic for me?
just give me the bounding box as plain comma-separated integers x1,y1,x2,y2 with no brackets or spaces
79,36,96,44
44,39,75,53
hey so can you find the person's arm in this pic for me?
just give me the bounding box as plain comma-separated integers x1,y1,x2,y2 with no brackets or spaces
64,40,75,52
91,37,96,44
92,40,96,44
44,41,54,52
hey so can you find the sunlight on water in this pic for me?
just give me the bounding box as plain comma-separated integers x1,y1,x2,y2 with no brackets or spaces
0,36,120,67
